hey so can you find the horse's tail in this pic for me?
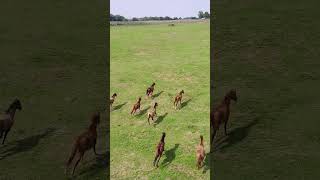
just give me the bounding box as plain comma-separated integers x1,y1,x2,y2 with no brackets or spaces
66,141,78,166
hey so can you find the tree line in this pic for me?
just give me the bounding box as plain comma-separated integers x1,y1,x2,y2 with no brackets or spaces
110,11,210,21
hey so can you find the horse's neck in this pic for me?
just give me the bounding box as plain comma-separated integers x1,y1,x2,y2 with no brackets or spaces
160,136,165,142
223,97,231,107
88,123,97,134
7,108,17,120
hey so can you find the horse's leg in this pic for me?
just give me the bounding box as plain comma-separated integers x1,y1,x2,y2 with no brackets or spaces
2,130,10,144
153,154,158,166
211,129,217,144
156,154,162,167
224,113,230,136
93,139,98,155
224,122,228,136
72,151,84,175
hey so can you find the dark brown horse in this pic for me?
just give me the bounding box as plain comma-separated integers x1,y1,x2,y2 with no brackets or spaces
110,93,117,109
153,132,166,167
0,99,22,144
174,90,184,109
211,89,237,144
66,112,100,176
146,82,156,98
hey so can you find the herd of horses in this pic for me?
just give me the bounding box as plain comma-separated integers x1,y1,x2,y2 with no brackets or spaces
0,87,237,176
110,82,207,169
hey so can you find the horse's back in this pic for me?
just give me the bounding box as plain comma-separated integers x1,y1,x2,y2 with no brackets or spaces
78,130,97,150
0,113,10,121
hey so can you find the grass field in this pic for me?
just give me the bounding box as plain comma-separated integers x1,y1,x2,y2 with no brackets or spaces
212,0,320,179
0,1,107,179
110,21,210,179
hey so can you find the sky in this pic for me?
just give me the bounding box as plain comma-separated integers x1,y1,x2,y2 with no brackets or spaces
111,0,210,19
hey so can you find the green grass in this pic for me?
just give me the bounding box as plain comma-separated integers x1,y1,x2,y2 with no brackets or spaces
0,1,107,179
212,0,320,179
111,21,210,179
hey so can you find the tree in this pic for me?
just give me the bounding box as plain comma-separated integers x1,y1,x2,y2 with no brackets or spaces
110,14,127,21
132,17,139,21
198,11,204,19
204,11,210,19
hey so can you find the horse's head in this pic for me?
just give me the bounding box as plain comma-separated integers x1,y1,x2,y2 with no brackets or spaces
227,89,237,102
91,112,100,125
138,97,142,101
112,93,117,98
13,99,22,110
152,82,156,86
154,102,158,108
180,90,184,94
161,132,166,140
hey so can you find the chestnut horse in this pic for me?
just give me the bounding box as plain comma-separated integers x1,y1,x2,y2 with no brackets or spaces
174,90,184,109
66,112,100,175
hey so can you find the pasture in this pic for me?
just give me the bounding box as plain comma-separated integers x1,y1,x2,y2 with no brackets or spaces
212,0,320,179
0,1,107,179
110,21,210,179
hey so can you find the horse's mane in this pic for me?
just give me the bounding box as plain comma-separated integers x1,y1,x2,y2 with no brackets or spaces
5,103,15,113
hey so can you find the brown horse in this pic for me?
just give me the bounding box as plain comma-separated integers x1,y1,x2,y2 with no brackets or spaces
147,102,158,125
66,112,100,176
131,97,141,115
146,82,156,98
153,132,166,167
173,90,184,109
196,135,205,169
211,89,237,144
110,93,117,109
0,99,22,145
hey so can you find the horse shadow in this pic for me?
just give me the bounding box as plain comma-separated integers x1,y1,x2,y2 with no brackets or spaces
154,113,168,126
152,91,164,98
202,153,210,174
180,99,192,109
112,102,127,111
214,118,259,151
136,106,150,117
77,151,109,177
161,144,179,168
0,128,56,160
